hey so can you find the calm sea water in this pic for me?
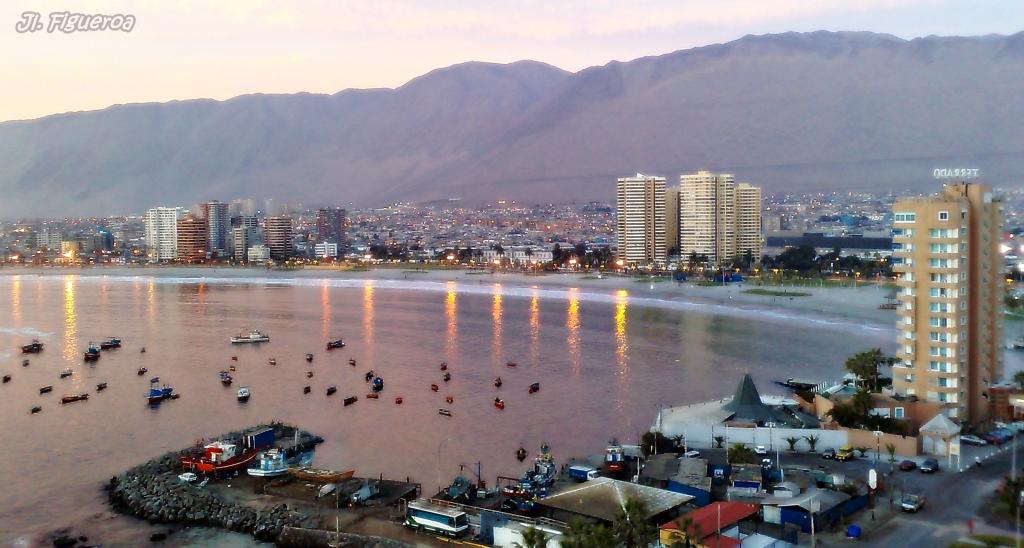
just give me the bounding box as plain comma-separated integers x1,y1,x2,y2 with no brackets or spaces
0,273,893,545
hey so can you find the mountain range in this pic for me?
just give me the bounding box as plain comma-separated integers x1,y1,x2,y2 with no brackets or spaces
2,30,1023,217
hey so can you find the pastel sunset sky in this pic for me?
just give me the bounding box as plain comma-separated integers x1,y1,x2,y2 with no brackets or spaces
2,0,1021,122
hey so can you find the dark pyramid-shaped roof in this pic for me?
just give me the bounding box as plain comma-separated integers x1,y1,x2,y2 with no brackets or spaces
722,373,776,423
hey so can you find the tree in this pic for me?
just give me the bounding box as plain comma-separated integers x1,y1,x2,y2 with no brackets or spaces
514,526,549,548
885,442,897,473
784,436,801,452
728,443,755,464
666,515,704,548
804,435,820,452
560,518,592,548
713,435,725,449
588,524,617,548
1014,370,1024,389
844,348,896,392
614,496,657,548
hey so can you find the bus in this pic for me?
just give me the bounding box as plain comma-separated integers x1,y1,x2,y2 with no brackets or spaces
405,500,470,537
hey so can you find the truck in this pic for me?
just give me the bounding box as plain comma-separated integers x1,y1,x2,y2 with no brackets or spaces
568,465,599,482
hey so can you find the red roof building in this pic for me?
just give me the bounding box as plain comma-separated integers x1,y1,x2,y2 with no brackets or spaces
659,502,759,547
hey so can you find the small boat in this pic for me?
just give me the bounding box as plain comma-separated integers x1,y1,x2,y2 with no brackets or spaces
306,371,314,378
371,377,384,392
343,396,358,406
303,385,311,394
305,353,314,362
2,374,10,383
30,406,42,414
137,367,147,375
445,395,454,404
348,358,357,366
221,376,233,386
150,376,160,384
83,343,101,362
438,408,452,417
516,446,528,462
494,377,502,388
39,385,53,394
22,359,29,367
61,393,89,404
181,441,260,475
366,393,379,399
442,372,451,382
140,347,146,353
327,339,346,350
170,393,181,400
146,385,174,404
237,386,251,402
21,340,44,354
506,361,518,367
100,337,122,350
229,365,237,372
247,448,314,477
268,358,277,366
395,396,403,404
430,384,439,392
96,382,108,391
494,398,505,410
231,356,238,361
60,369,72,379
230,329,270,344
440,362,448,371
326,385,337,396
528,382,540,394
365,370,374,382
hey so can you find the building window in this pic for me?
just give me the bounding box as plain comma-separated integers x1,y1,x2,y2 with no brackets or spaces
894,212,916,223
894,407,905,419
938,211,949,220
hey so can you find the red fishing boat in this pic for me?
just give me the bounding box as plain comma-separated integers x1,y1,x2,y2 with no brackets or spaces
180,441,259,474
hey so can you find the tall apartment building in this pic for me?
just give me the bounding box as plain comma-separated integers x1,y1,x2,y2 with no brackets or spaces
204,200,229,256
616,174,666,266
231,226,260,262
891,183,1003,424
144,207,185,262
666,187,681,256
316,207,347,252
265,216,294,260
176,215,209,263
677,171,762,266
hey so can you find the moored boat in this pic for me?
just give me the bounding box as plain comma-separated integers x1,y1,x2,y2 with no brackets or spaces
494,398,505,410
365,370,374,382
61,393,89,404
230,329,270,344
289,466,354,483
39,385,53,394
306,371,314,378
181,441,260,475
430,384,439,392
366,392,379,399
22,359,29,367
268,358,277,366
348,358,357,366
100,337,122,350
506,361,518,367
137,367,147,375
221,375,233,386
247,448,314,477
442,372,451,382
21,340,44,354
305,353,314,362
343,395,358,406
146,385,174,404
2,374,10,383
604,439,625,474
150,376,160,384
445,395,454,404
97,382,108,391
303,385,311,394
438,408,452,417
528,382,540,394
30,406,42,414
326,339,346,350
494,377,502,388
440,362,448,371
395,396,403,404
237,386,251,402
371,377,384,392
326,385,337,396
83,343,101,362
60,369,72,379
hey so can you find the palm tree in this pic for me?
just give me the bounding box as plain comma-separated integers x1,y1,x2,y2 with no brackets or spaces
614,496,656,548
784,436,801,452
713,435,726,449
588,524,616,548
666,514,704,548
560,518,593,548
671,434,686,451
885,442,897,473
514,526,549,548
804,434,820,453
728,443,755,464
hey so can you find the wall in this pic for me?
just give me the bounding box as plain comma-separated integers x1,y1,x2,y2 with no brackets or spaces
669,423,849,453
845,428,919,457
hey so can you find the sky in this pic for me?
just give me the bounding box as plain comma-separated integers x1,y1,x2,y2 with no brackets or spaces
2,0,1022,122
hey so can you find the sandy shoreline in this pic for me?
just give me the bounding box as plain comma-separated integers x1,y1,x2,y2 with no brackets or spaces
0,264,899,333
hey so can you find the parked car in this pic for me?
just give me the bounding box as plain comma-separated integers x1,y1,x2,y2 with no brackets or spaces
822,448,836,459
901,493,926,512
898,460,917,471
681,450,701,459
835,446,856,461
960,434,988,446
982,433,1005,445
754,445,768,456
920,458,939,473
994,428,1016,441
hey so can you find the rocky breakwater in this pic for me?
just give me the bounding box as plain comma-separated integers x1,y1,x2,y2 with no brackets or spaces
106,423,324,543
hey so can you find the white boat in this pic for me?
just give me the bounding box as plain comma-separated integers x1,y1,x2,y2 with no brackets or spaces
230,329,270,344
247,448,314,477
178,472,198,483
237,386,251,402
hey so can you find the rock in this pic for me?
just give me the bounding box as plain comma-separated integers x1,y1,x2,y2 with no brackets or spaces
52,535,77,548
149,532,167,542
